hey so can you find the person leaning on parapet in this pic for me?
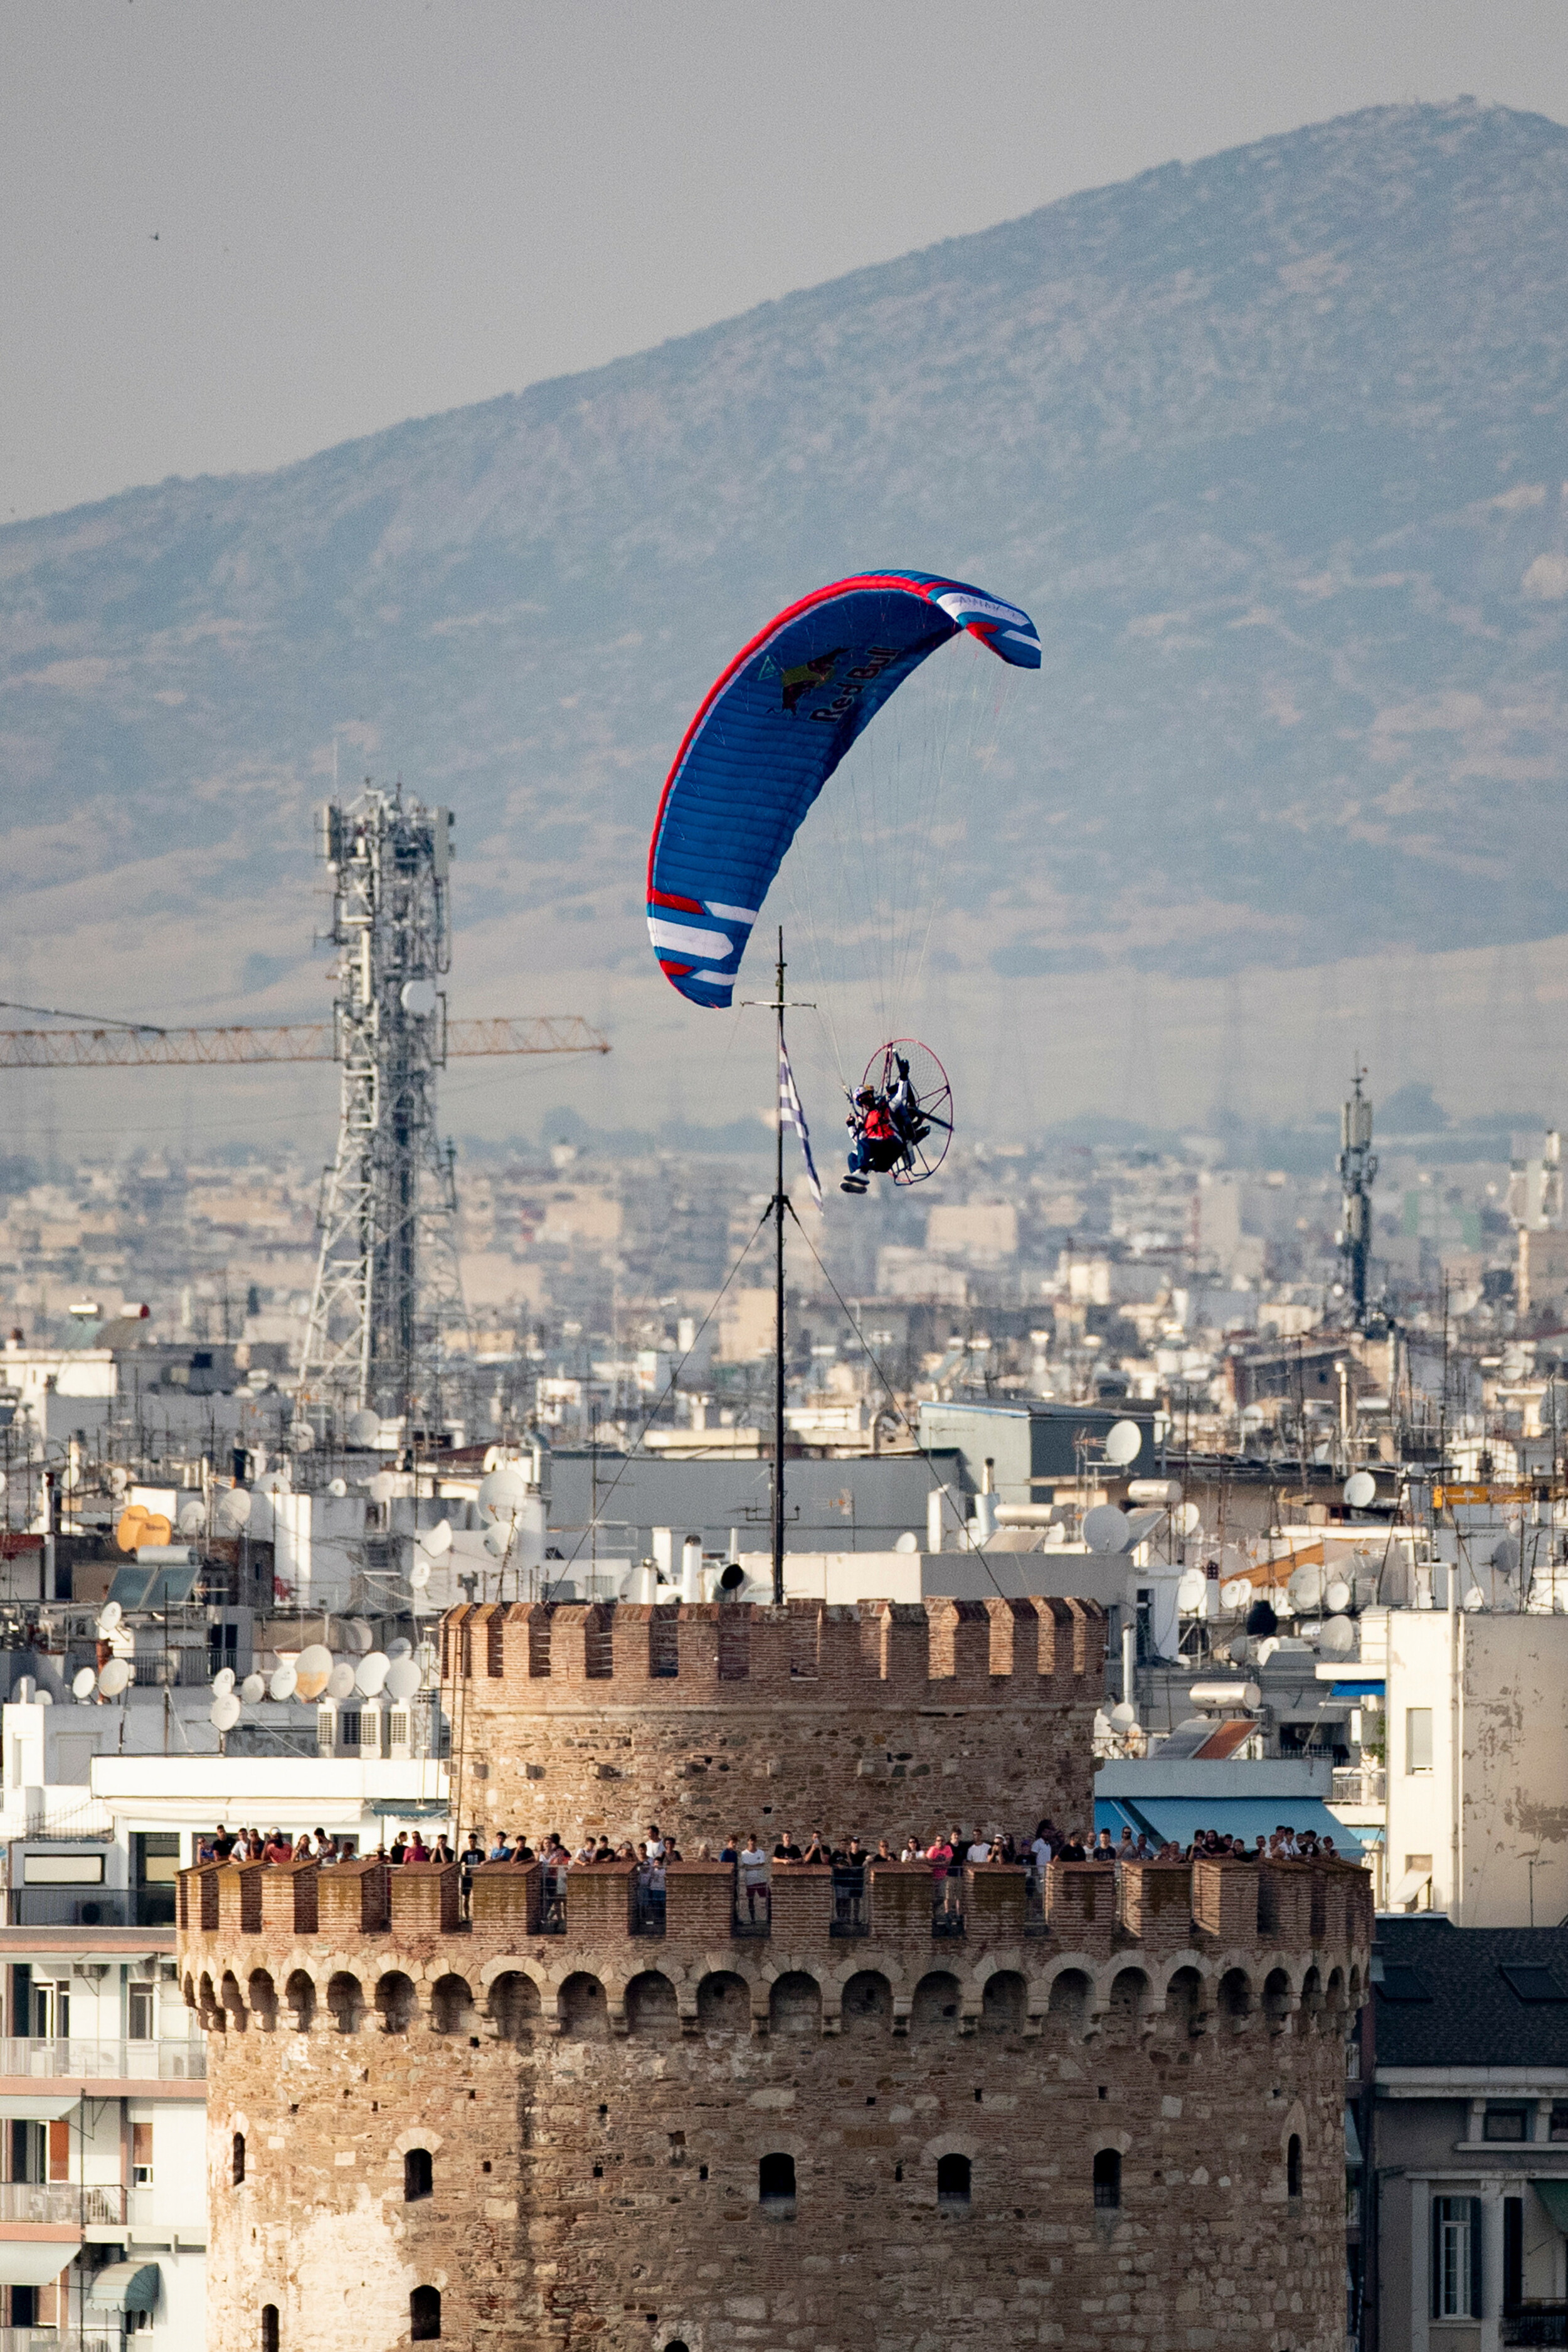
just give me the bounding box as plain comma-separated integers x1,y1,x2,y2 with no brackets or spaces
739,1833,770,1922
772,1829,802,1866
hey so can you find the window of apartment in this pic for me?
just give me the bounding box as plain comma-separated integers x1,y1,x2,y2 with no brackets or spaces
1551,2104,1568,2142
47,2119,69,2184
1485,2107,1527,2142
1432,2195,1481,2319
127,1984,155,2042
132,2123,154,2186
1406,1708,1434,1774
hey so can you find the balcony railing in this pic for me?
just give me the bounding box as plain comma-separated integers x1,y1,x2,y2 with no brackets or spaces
0,2333,119,2352
5,1890,176,1930
0,2181,124,2224
1505,2311,1568,2346
0,2036,205,2082
1332,1765,1386,1806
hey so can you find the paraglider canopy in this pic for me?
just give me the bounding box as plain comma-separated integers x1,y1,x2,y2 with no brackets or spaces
647,570,1039,1009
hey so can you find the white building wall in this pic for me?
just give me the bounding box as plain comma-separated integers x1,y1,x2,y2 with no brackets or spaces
1387,1605,1568,1926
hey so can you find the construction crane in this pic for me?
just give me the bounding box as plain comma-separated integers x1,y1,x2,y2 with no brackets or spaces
0,1016,607,1068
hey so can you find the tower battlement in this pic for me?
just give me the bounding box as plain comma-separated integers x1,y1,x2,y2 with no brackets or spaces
439,1597,1108,1844
442,1594,1106,1700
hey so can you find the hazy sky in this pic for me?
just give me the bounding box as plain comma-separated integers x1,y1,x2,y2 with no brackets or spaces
4,1,1567,524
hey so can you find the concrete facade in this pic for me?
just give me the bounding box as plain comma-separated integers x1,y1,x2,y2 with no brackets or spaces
179,1597,1371,2352
1386,1610,1568,1928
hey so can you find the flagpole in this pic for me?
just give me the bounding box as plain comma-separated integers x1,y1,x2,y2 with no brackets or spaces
773,925,787,1608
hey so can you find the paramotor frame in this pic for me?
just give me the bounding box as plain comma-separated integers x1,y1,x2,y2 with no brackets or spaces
861,1039,953,1186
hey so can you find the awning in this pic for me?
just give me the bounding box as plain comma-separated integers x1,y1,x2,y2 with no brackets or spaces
1331,1680,1385,1697
0,2243,76,2288
1388,1866,1431,1908
1534,2181,1568,2235
0,2094,80,2121
1093,1794,1357,1851
87,2260,161,2313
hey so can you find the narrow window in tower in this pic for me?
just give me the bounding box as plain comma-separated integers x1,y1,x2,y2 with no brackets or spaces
411,2285,441,2341
231,2131,246,2187
1093,2149,1121,2210
1287,2135,1302,2200
405,2147,433,2203
758,2152,795,2215
260,2307,279,2352
936,2152,972,2210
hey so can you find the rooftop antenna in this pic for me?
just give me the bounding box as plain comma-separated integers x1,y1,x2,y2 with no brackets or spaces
1338,1062,1376,1331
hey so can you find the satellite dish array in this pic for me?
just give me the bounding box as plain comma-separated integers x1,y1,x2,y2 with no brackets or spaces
208,1634,421,1733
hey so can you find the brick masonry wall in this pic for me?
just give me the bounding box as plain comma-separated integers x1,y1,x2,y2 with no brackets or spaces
184,1853,1370,2352
442,1597,1108,1848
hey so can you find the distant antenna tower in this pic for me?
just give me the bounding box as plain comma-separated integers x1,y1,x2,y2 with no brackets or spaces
297,785,465,1432
1338,1065,1377,1329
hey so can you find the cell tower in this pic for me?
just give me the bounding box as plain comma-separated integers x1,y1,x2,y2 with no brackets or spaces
1338,1065,1377,1329
297,785,465,1432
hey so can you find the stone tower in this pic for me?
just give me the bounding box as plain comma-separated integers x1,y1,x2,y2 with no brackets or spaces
180,1597,1370,2352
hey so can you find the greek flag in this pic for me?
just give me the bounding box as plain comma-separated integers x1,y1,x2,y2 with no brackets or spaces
778,1036,823,1208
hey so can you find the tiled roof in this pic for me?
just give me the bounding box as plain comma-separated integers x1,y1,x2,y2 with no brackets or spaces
1375,1917,1568,2069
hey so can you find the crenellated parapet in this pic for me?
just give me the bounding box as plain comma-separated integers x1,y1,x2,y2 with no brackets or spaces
178,1852,1371,2045
438,1595,1108,1838
442,1594,1106,1701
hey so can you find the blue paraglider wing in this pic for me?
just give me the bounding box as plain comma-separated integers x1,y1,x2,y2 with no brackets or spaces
647,569,1039,1008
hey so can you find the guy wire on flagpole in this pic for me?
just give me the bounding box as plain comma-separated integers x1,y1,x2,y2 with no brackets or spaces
742,927,813,1607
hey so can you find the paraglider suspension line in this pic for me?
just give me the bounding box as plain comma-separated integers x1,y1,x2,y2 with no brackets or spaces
773,929,787,1608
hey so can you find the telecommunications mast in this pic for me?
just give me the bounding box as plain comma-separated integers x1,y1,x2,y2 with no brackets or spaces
1338,1065,1377,1329
298,784,464,1432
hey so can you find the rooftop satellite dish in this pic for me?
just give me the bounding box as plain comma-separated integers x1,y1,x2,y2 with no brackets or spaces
477,1465,528,1523
327,1478,347,1498
346,1617,374,1655
1343,1470,1377,1511
294,1642,332,1701
346,1408,380,1449
176,1500,204,1535
423,1518,453,1556
368,1471,396,1506
268,1664,297,1702
216,1489,252,1530
400,976,438,1018
97,1658,131,1698
410,1557,432,1588
1174,1502,1202,1538
1287,1560,1326,1610
98,1601,122,1635
1176,1568,1207,1613
71,1666,96,1700
1083,1503,1133,1554
894,1530,919,1553
1108,1699,1137,1730
483,1530,505,1556
386,1637,413,1661
1220,1576,1254,1610
1323,1578,1353,1614
114,1507,149,1553
1318,1614,1356,1656
289,1420,314,1451
326,1661,356,1702
210,1691,241,1733
356,1651,390,1697
211,1667,236,1700
108,1467,126,1494
383,1656,421,1702
1490,1536,1521,1578
240,1674,265,1705
1104,1419,1143,1467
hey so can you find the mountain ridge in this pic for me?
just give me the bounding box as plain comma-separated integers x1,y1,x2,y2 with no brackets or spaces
1,98,1565,1135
